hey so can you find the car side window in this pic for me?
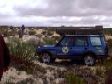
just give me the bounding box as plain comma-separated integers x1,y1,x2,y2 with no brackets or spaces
60,36,75,46
75,37,87,46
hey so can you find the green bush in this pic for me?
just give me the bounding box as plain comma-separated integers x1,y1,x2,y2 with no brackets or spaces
43,37,57,45
65,72,86,84
102,58,112,71
0,28,18,36
29,30,36,35
107,39,112,48
47,30,54,36
8,37,35,60
41,29,54,36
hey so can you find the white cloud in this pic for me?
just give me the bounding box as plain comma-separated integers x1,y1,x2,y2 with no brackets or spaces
0,0,112,27
0,0,48,8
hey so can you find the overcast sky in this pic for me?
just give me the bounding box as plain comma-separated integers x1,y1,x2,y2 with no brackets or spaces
0,0,112,27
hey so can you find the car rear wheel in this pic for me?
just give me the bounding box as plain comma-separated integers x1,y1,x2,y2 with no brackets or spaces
84,55,95,66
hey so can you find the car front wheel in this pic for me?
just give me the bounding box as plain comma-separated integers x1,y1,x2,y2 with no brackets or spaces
84,55,95,66
41,53,55,64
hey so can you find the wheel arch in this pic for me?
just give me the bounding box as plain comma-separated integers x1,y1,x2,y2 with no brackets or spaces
42,50,53,57
83,51,96,58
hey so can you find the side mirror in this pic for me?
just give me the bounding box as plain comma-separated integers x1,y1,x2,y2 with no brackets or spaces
56,42,60,47
56,41,58,43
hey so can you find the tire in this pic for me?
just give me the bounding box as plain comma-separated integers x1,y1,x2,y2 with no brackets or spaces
40,53,54,64
84,54,95,66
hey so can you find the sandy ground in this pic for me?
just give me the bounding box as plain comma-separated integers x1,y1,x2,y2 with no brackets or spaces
0,58,105,84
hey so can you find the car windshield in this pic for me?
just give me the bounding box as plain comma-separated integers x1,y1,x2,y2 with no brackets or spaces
90,36,102,46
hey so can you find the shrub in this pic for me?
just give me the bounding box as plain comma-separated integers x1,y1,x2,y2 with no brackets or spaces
43,37,57,45
102,58,112,83
17,78,35,84
47,30,54,36
26,37,40,46
41,30,46,35
65,72,86,84
7,37,46,74
0,28,18,36
41,29,54,36
28,30,36,35
107,39,112,48
102,58,112,72
8,37,35,60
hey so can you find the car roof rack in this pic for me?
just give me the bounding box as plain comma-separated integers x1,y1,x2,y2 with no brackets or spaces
52,25,103,35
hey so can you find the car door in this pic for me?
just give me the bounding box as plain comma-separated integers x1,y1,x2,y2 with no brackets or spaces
56,36,74,57
68,36,88,57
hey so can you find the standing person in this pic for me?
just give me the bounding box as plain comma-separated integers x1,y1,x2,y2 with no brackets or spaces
0,34,10,80
21,25,25,36
19,25,25,38
21,25,25,31
10,26,13,30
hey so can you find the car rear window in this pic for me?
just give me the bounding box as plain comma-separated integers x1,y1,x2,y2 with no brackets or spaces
90,36,102,46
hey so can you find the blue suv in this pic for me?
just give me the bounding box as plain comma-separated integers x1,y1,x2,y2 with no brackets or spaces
36,35,108,65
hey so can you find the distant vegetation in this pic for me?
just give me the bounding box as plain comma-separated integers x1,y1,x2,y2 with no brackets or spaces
28,30,36,35
0,27,18,36
104,28,112,35
0,26,112,36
